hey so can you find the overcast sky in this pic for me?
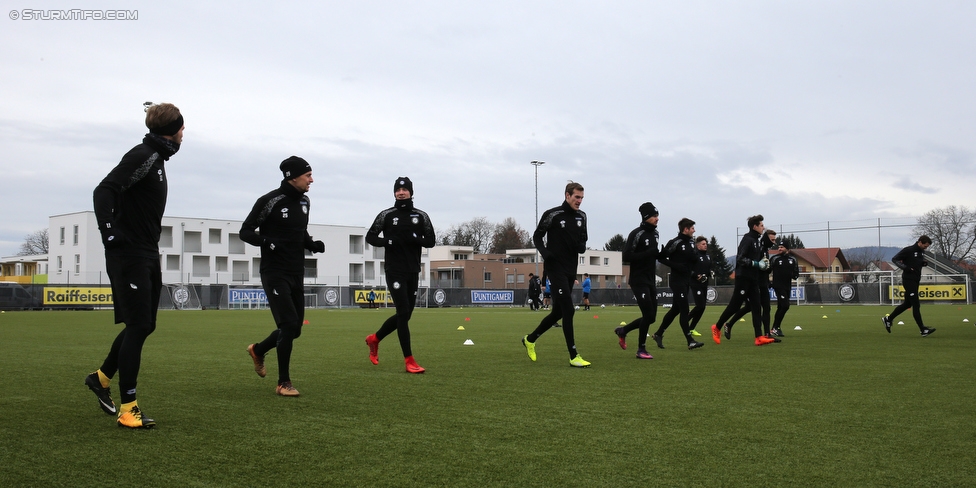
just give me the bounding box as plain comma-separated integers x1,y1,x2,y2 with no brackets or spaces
2,1,973,258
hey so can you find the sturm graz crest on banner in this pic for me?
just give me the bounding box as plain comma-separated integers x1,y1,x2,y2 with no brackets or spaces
706,287,718,304
839,284,856,302
433,289,447,306
325,287,339,305
173,285,189,308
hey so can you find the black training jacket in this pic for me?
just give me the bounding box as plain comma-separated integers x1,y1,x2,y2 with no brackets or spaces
93,134,177,259
661,233,696,287
623,221,659,288
240,181,317,275
535,200,587,279
735,229,764,281
892,243,927,282
366,199,435,275
770,253,799,291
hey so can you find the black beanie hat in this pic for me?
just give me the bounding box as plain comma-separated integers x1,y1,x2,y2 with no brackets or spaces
394,176,414,196
639,202,659,220
280,156,311,179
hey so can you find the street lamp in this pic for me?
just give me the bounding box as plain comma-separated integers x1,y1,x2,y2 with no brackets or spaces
530,160,545,276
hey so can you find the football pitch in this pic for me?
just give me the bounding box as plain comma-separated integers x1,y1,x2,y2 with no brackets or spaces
2,304,975,487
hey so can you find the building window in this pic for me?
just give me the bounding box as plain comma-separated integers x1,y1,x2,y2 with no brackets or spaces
159,226,173,248
56,256,62,274
184,231,202,253
579,256,585,264
349,235,363,254
59,227,65,245
228,234,246,254
192,256,210,277
166,255,180,271
484,271,491,282
454,254,470,260
209,229,221,244
215,256,228,272
604,258,609,266
74,254,80,274
304,259,318,279
349,263,364,283
232,260,249,282
73,225,79,245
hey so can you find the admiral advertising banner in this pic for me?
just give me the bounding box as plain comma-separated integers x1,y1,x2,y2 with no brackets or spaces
353,289,393,305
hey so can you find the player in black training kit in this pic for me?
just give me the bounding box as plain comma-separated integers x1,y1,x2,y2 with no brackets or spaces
652,218,705,350
882,236,935,337
522,182,590,367
726,229,779,341
614,202,663,359
85,102,184,429
365,177,436,373
711,215,778,347
770,240,799,336
687,236,712,334
241,157,325,397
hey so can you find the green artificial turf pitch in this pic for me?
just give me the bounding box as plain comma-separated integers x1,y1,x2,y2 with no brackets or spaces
1,304,975,487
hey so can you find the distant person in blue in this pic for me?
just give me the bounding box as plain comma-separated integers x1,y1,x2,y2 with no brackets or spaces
367,289,377,309
581,273,592,310
882,235,935,337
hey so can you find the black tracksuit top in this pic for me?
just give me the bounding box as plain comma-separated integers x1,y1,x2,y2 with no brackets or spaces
692,248,712,288
735,229,764,281
661,233,696,287
770,253,799,290
366,199,435,275
892,243,927,282
623,222,659,288
93,134,175,259
240,181,316,276
534,200,587,279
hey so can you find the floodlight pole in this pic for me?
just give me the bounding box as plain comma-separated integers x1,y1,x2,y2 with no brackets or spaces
530,160,545,277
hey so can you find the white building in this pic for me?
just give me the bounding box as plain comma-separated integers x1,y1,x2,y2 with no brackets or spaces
46,211,430,287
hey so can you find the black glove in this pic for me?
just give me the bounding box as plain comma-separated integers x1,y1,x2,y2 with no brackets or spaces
311,240,325,253
99,223,125,249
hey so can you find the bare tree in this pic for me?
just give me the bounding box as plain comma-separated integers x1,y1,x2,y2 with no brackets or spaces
18,229,49,255
844,247,887,271
489,217,531,254
913,205,976,260
440,217,496,254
